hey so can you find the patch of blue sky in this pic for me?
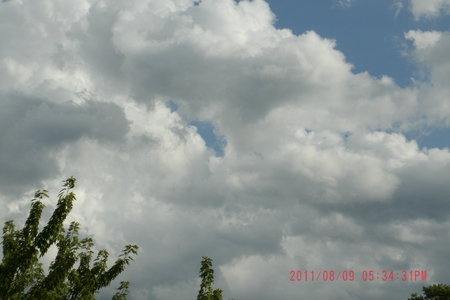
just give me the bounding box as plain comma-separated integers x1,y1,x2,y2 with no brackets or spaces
405,126,450,150
166,101,226,156
167,100,180,113
382,124,448,150
189,120,226,157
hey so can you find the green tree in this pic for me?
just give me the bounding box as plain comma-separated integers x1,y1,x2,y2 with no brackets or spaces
408,283,450,300
197,256,235,300
0,177,138,300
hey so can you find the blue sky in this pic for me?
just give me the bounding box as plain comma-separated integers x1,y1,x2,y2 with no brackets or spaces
2,1,450,300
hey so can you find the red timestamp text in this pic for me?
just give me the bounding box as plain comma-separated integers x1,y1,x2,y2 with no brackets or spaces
290,270,428,282
360,270,428,282
290,270,355,282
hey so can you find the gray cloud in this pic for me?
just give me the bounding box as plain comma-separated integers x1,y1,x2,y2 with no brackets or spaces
0,91,129,195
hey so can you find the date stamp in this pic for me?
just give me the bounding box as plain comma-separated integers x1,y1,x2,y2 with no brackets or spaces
289,270,428,282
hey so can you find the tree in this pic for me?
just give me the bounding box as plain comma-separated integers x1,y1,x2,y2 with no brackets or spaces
0,177,139,300
408,283,450,300
197,256,235,300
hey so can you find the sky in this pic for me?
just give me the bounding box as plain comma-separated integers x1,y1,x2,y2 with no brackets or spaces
1,0,450,299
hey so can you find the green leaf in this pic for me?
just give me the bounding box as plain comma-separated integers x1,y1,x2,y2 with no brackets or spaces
0,177,139,300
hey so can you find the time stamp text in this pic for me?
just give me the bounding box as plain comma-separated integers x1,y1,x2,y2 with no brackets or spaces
290,270,428,282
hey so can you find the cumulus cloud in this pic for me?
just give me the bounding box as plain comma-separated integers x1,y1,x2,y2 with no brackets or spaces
1,0,450,299
409,0,450,20
0,91,129,196
405,30,450,123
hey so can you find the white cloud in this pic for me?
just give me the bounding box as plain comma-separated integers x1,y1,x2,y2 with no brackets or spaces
409,0,450,19
405,30,442,50
335,0,356,8
405,30,450,123
391,1,404,18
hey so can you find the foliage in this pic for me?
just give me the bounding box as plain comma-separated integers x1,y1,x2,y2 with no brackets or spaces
408,283,450,300
0,177,138,300
197,256,235,300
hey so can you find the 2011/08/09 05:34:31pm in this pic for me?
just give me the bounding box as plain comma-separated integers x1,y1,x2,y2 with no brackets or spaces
289,270,428,282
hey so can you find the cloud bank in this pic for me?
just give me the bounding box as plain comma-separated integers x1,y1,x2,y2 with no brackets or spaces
1,0,450,299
